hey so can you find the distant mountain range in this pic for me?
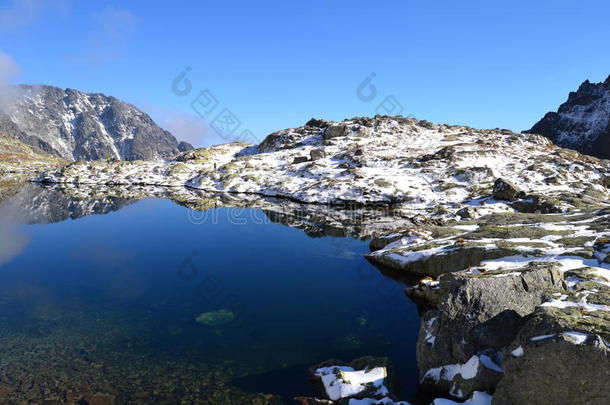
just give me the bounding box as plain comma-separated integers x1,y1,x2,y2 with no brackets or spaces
2,77,610,165
0,85,192,161
528,76,610,160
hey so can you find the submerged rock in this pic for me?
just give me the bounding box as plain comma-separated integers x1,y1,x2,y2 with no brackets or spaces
195,309,235,326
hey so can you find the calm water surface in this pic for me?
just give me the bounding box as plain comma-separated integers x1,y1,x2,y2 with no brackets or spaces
0,185,420,403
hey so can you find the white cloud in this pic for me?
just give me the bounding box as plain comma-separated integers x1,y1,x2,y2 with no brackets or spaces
0,51,20,84
153,108,218,147
67,5,137,66
143,104,237,147
98,6,137,40
161,113,211,146
0,0,70,31
0,51,21,112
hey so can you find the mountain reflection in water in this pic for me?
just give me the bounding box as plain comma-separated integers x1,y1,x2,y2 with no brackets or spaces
0,183,420,404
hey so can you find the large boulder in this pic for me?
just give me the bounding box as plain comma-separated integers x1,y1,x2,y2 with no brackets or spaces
405,278,441,310
368,233,404,251
306,118,330,128
492,178,525,201
367,244,526,278
421,146,456,162
494,264,610,404
511,193,563,214
455,206,478,219
419,354,503,400
324,124,350,140
495,306,610,404
258,129,305,153
417,262,565,398
310,148,327,161
293,156,310,164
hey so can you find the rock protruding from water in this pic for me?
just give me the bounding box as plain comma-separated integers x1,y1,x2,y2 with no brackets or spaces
372,200,610,402
303,357,406,404
416,263,564,398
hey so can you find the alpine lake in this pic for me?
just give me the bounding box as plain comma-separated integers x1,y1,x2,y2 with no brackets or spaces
0,183,421,404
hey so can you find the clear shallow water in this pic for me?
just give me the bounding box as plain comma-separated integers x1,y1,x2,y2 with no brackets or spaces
0,185,420,403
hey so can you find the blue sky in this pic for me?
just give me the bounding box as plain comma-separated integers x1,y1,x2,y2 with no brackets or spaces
1,0,609,147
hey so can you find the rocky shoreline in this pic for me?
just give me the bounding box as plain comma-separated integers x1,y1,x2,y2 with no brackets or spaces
14,116,610,403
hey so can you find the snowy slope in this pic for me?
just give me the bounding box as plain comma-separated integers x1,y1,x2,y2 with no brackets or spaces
35,116,610,214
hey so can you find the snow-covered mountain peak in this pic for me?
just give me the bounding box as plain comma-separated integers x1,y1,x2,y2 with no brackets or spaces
528,76,610,160
0,84,192,161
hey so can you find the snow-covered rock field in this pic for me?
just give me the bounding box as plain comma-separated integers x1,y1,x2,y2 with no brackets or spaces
34,116,609,209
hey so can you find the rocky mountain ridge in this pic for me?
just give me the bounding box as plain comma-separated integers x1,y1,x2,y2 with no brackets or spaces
33,116,610,211
0,84,192,162
528,76,610,160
